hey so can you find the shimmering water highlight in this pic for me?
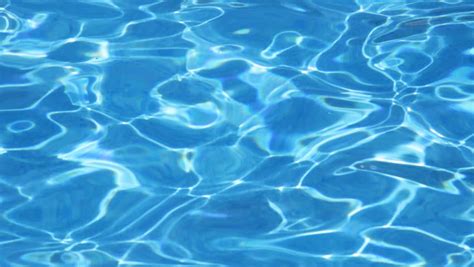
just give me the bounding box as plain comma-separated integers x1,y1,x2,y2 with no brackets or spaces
0,0,473,266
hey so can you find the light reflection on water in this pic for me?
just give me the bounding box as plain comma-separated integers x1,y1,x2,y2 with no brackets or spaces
0,0,473,266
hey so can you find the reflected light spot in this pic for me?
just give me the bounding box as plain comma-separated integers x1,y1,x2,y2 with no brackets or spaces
233,28,250,35
464,47,474,55
322,254,332,260
163,106,178,115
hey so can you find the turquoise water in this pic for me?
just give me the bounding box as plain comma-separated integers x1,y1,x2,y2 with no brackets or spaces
0,0,473,266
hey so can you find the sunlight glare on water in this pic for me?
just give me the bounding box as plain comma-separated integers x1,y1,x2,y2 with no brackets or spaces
0,0,473,266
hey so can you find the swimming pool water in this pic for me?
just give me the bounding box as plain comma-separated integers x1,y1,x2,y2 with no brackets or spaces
0,0,473,266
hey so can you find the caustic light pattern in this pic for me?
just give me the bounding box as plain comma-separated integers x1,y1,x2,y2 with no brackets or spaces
0,0,473,266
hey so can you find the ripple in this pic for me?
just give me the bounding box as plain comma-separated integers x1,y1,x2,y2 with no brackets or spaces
0,1,473,266
6,120,34,133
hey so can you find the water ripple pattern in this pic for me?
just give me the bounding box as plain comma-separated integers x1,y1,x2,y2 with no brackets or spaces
0,0,473,266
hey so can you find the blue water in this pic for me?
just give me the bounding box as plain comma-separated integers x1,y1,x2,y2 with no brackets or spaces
0,0,473,266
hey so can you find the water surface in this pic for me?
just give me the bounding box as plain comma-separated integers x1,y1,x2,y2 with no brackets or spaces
0,0,473,266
